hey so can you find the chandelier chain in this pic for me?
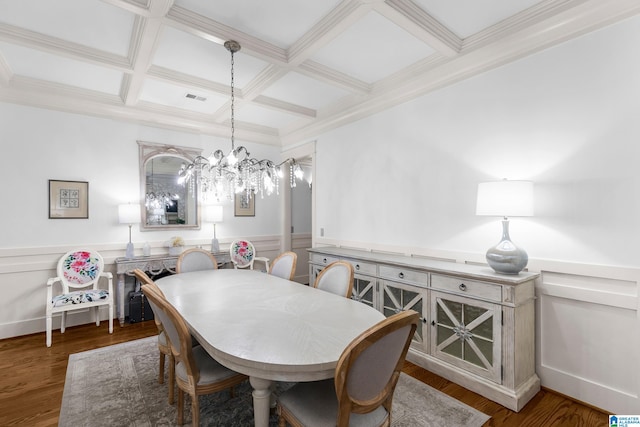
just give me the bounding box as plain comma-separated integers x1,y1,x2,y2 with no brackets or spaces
230,45,235,151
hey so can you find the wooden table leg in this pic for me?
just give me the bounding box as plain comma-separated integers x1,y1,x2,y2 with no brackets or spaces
249,376,273,427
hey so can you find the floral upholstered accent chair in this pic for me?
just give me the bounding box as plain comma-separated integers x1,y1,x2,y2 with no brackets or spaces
45,250,113,347
229,240,270,271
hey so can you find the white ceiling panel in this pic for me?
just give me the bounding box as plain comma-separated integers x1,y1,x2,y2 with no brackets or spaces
139,78,228,114
0,0,634,147
0,0,134,56
414,0,544,38
261,71,349,110
310,11,436,83
0,42,122,94
153,26,269,88
174,0,343,48
236,103,303,129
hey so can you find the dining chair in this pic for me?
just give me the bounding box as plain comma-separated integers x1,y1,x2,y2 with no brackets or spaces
133,269,175,404
229,239,270,271
277,310,419,427
176,248,218,273
141,283,248,426
313,260,354,299
45,250,113,347
268,251,298,281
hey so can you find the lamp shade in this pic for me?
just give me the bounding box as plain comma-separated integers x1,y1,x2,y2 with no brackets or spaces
476,180,534,217
203,205,224,223
118,203,141,224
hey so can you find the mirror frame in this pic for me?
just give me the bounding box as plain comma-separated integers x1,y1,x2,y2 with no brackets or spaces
138,141,202,231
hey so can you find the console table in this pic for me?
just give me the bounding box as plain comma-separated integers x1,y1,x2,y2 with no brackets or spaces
114,251,230,325
308,246,540,412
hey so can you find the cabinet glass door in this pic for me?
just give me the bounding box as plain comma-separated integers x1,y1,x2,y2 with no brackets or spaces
352,275,376,308
431,291,501,383
380,280,426,352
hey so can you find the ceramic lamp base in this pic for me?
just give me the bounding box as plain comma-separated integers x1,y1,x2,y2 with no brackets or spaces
486,219,528,275
125,242,135,259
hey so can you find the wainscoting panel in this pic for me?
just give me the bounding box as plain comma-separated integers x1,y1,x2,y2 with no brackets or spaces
535,266,639,414
292,233,312,284
0,236,283,340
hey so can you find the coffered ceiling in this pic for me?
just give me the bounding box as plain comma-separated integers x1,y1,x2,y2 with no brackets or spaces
0,0,638,147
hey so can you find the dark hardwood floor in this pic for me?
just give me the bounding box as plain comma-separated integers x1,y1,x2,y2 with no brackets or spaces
0,321,608,426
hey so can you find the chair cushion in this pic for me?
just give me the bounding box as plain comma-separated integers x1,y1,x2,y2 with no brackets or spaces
60,251,101,285
278,379,388,427
231,241,253,267
51,290,109,307
175,345,243,386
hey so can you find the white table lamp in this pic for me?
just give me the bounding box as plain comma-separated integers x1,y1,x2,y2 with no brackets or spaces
118,203,141,259
203,205,223,252
476,180,533,274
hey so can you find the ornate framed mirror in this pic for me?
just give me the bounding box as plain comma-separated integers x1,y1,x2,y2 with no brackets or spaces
138,141,202,230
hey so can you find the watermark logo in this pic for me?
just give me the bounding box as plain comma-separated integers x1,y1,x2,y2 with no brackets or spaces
610,415,640,427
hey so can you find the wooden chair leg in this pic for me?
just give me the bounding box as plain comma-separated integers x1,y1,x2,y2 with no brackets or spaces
191,393,200,427
158,352,165,384
177,388,184,425
168,356,175,405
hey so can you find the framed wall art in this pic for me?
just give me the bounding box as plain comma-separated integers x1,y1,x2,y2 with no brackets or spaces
234,192,255,217
48,180,89,219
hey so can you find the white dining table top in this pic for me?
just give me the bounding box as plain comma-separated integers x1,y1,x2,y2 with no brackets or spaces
155,268,385,382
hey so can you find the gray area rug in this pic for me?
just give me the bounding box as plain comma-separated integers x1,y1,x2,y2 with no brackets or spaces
60,337,490,426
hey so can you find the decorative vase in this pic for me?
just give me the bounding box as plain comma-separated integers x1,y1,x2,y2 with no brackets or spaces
168,246,183,256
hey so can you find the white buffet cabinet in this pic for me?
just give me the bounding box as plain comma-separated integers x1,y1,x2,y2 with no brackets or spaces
308,246,540,412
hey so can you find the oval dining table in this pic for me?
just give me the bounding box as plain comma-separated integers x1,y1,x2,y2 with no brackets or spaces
155,268,385,427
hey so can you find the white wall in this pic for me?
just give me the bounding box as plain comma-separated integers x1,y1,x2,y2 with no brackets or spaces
315,15,640,268
0,104,287,338
312,16,640,413
0,104,284,248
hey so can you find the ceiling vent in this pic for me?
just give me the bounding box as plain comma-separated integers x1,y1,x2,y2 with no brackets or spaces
185,93,207,102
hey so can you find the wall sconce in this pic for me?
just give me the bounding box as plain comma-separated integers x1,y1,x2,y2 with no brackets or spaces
118,203,141,259
476,179,533,274
203,205,223,252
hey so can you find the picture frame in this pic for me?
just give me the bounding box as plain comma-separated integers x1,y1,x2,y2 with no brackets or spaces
234,192,255,217
49,180,89,219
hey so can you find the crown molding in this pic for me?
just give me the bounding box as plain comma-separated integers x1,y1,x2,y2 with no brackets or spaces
166,5,288,65
0,23,131,72
298,60,371,94
281,0,640,144
253,95,316,118
379,0,461,55
288,0,371,65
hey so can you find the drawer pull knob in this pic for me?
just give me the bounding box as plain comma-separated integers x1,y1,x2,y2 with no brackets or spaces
355,264,360,270
459,283,467,291
398,272,404,279
323,258,327,263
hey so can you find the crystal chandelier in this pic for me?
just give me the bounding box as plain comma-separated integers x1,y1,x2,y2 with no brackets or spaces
178,40,303,201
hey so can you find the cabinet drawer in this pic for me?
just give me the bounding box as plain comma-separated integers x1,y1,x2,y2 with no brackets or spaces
310,254,339,266
346,259,376,276
379,265,428,285
431,274,501,302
